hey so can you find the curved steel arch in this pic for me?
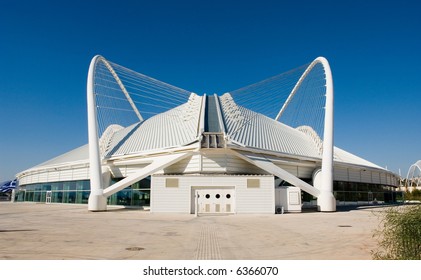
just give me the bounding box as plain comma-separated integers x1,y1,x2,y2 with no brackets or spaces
275,56,336,211
87,55,106,211
87,55,146,211
92,55,143,122
276,57,335,211
317,57,335,212
406,160,421,187
275,57,331,122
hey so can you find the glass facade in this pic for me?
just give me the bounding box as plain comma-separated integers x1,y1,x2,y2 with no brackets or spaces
15,177,402,208
14,177,151,207
300,180,403,205
333,181,403,205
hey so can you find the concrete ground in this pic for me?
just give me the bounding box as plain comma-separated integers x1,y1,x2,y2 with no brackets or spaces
0,202,387,260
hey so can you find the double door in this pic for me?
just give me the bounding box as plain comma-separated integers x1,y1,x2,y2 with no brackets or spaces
196,189,235,214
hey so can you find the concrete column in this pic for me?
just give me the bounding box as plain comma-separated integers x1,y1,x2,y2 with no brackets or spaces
87,55,107,211
317,57,336,212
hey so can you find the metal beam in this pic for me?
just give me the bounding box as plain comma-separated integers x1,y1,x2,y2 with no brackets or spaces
103,152,194,197
231,150,320,197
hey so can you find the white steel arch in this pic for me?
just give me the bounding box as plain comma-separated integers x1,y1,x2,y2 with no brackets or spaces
86,55,191,211
406,160,421,188
276,57,335,211
275,57,328,122
87,55,144,211
87,55,107,211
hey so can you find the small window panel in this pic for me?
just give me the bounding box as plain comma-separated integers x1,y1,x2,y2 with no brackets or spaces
247,179,260,188
165,178,179,188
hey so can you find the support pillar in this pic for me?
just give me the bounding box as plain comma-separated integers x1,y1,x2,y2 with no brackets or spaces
316,57,336,212
87,55,107,211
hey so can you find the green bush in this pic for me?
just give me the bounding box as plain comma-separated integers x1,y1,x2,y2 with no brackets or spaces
372,205,421,260
405,189,421,201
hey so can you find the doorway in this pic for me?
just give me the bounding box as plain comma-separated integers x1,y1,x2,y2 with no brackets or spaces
191,187,235,215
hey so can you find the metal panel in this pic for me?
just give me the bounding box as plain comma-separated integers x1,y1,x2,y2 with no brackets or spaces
247,179,260,188
371,172,381,184
107,94,202,156
59,169,73,181
201,154,227,172
38,172,48,182
47,171,60,182
334,167,348,181
33,145,89,168
226,155,267,174
220,94,320,159
391,175,397,186
386,174,391,185
236,176,275,214
380,173,387,184
150,176,191,213
72,167,90,180
334,147,383,169
360,170,372,183
163,155,200,174
348,169,361,182
18,176,30,185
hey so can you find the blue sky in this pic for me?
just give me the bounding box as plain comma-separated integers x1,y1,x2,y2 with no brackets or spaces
0,0,420,181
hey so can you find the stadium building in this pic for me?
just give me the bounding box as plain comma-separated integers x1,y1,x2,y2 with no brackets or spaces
14,56,400,214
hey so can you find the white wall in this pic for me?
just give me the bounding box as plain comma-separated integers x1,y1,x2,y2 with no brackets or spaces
156,153,269,175
18,166,90,185
275,186,302,213
333,166,399,187
151,175,275,214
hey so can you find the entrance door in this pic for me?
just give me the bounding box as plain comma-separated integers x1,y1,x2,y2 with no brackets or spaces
46,191,52,204
196,189,235,214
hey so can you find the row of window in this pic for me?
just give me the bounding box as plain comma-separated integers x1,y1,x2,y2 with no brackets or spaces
333,181,401,203
20,181,91,192
15,189,151,206
333,181,395,192
15,179,401,206
334,191,403,203
299,181,400,203
15,179,151,207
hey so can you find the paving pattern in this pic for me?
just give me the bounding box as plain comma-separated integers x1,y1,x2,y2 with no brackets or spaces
195,223,222,260
0,202,391,260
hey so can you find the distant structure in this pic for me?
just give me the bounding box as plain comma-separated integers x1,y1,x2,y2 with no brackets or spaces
14,56,400,214
406,160,421,192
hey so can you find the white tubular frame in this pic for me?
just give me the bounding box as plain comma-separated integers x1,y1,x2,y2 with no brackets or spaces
407,160,421,189
318,57,336,212
87,55,145,211
87,55,107,211
276,57,335,211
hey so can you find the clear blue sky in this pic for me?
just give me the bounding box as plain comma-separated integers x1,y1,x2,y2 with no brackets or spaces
1,0,420,181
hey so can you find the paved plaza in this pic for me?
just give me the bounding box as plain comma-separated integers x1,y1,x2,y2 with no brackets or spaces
0,202,386,260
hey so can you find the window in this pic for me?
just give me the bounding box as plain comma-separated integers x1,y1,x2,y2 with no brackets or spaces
247,178,260,188
165,178,179,188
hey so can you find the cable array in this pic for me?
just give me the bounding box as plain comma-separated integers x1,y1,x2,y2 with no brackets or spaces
229,61,327,139
93,58,192,138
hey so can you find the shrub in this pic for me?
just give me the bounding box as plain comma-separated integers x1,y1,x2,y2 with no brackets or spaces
372,205,421,260
405,189,421,201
